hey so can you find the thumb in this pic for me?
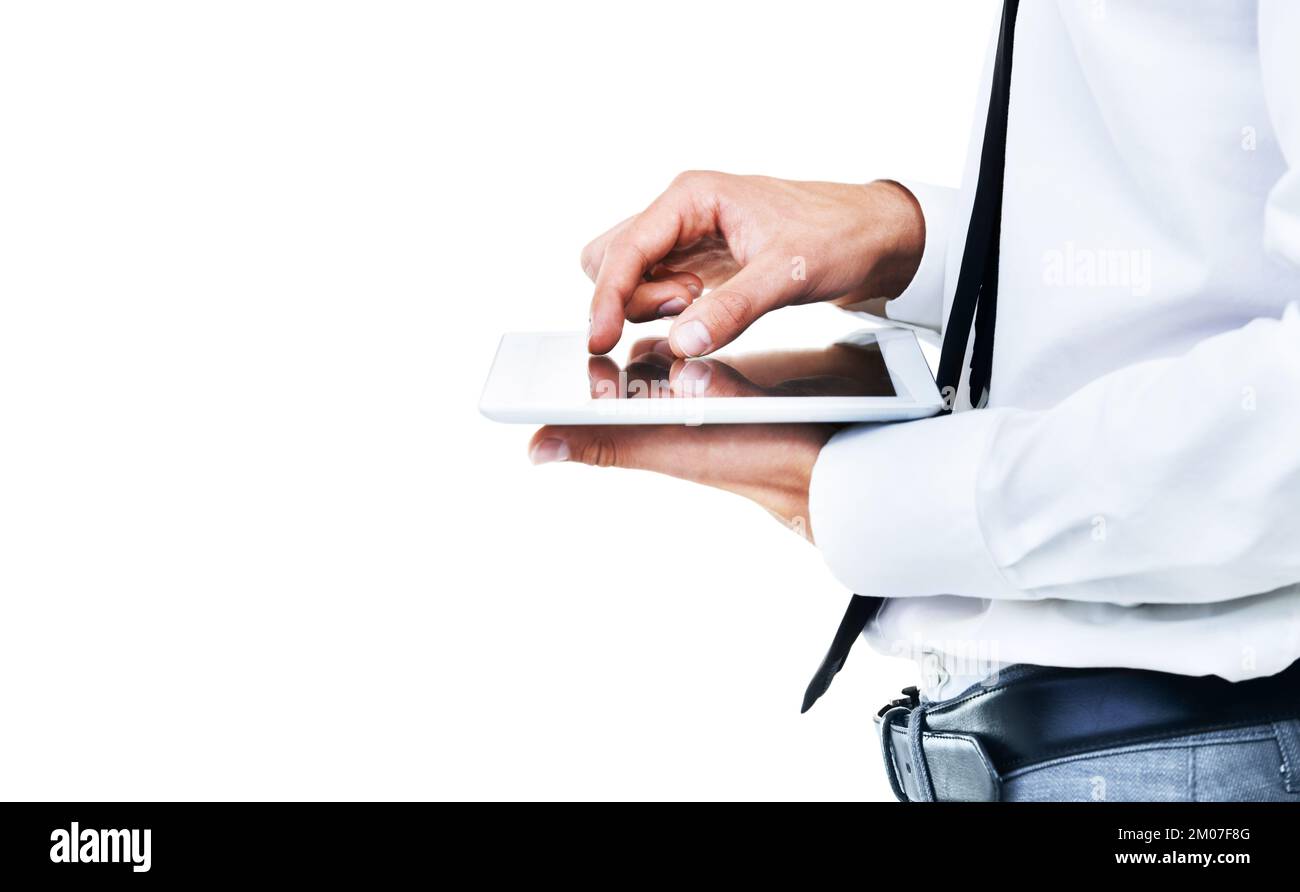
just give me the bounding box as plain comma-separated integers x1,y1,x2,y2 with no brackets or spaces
529,424,717,481
529,425,656,470
666,255,801,357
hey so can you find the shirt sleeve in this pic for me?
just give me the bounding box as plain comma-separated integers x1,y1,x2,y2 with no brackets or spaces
809,4,1300,608
837,179,957,335
810,303,1300,606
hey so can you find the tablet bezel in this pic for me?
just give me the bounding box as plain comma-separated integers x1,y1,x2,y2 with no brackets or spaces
478,327,944,425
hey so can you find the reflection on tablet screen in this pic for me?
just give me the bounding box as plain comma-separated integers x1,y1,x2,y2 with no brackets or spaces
587,334,895,401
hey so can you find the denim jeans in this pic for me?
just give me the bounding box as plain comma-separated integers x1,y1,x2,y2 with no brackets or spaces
882,664,1300,802
1003,721,1300,802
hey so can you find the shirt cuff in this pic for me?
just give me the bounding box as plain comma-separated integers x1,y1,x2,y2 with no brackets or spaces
838,179,957,332
808,410,1022,599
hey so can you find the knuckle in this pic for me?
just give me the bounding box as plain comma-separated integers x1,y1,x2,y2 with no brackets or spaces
580,242,600,277
670,169,715,191
670,170,698,189
579,435,620,468
705,289,753,332
611,238,651,274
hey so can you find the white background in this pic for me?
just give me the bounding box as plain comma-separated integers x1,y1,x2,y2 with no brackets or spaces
0,0,997,800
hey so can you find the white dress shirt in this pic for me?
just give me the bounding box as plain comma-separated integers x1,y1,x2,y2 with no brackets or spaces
810,0,1300,699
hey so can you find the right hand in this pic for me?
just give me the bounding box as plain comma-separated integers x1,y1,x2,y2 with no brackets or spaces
582,172,925,358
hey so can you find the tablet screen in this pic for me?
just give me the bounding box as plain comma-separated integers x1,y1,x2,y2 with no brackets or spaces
589,334,896,402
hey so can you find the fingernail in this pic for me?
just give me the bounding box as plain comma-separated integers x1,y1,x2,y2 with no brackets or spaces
674,360,711,395
673,319,712,357
686,283,702,298
652,339,674,357
657,297,687,318
530,438,570,465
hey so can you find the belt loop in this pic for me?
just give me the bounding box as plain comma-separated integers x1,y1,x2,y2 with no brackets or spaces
1273,719,1300,794
878,706,912,802
906,702,937,802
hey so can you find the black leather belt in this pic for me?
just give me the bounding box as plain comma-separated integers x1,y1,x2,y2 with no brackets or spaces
876,660,1300,802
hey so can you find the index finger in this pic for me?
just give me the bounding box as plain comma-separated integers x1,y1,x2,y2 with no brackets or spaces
587,199,683,355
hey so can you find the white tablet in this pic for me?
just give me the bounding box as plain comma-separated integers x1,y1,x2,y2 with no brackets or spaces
479,323,943,425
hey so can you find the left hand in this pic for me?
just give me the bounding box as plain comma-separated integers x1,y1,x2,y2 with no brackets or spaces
529,421,831,540
529,342,840,539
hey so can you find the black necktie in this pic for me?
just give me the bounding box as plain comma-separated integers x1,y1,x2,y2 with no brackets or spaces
801,0,1019,714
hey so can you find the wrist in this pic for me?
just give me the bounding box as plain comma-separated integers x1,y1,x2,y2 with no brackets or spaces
768,425,834,542
852,179,926,302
